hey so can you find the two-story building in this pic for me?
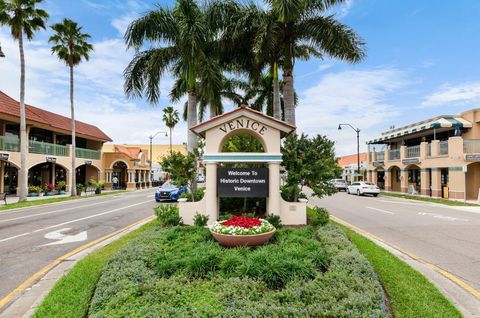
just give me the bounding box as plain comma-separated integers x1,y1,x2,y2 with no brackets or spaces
366,109,480,201
338,152,368,182
0,91,111,194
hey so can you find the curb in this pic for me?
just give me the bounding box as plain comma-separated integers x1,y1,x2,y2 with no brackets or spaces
0,215,155,318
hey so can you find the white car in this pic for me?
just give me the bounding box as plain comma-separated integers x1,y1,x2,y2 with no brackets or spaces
330,179,348,191
347,182,380,197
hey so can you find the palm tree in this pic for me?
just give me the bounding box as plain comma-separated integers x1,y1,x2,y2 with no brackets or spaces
162,106,179,153
267,0,366,125
124,0,215,153
0,0,49,202
49,18,93,197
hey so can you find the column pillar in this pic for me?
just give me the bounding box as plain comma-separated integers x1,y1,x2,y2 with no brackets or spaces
400,169,408,193
127,169,136,190
431,168,442,197
448,167,465,200
0,161,4,193
372,170,378,186
420,169,430,196
267,162,281,216
205,162,218,224
384,169,391,191
51,162,56,185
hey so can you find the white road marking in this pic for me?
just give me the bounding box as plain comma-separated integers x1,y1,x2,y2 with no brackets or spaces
0,200,124,224
41,228,88,246
0,200,151,243
366,207,395,215
417,212,468,222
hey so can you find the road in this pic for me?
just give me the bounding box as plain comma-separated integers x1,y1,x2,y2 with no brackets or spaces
312,192,480,298
0,189,158,301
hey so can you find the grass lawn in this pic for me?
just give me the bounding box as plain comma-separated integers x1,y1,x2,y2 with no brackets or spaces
32,219,159,318
0,190,126,212
381,191,478,206
337,223,462,318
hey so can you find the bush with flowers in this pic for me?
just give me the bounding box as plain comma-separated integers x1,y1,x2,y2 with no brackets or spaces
210,215,275,235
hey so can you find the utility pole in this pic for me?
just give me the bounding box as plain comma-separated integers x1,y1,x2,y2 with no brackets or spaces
338,124,361,180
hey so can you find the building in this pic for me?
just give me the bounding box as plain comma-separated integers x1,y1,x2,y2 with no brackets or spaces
0,91,111,194
102,143,187,184
338,152,368,182
366,109,480,200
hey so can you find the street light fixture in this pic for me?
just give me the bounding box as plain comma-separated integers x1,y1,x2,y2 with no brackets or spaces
149,130,168,181
0,42,5,58
338,123,361,180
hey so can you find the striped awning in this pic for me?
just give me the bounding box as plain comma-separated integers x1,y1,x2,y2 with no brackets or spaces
368,116,472,144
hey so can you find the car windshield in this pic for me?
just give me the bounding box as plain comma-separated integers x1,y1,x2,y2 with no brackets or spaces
161,182,177,190
336,180,346,183
363,182,375,185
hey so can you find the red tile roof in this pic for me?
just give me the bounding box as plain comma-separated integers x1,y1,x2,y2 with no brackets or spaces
114,145,142,159
0,91,112,142
338,152,368,167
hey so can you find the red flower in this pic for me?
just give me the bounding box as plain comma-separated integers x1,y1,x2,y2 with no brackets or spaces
223,216,261,229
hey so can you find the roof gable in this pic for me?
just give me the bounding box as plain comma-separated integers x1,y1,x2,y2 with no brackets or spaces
190,105,296,138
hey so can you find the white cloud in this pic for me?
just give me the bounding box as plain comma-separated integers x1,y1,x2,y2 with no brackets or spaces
422,82,480,107
296,68,408,156
111,13,138,36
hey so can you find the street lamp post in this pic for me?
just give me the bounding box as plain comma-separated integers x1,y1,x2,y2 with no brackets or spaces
149,130,168,182
0,42,5,58
338,124,361,180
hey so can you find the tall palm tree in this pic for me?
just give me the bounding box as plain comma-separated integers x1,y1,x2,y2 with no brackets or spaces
267,0,366,125
0,0,49,202
162,106,179,153
124,0,215,153
49,18,93,197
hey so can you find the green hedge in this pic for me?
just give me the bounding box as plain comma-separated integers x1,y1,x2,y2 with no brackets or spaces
88,224,386,317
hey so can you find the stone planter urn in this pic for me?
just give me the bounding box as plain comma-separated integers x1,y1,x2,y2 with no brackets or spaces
210,229,276,247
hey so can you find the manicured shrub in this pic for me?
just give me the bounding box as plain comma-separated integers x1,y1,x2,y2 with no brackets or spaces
89,225,386,318
307,206,330,226
265,214,282,229
193,213,209,226
180,187,205,202
154,204,182,226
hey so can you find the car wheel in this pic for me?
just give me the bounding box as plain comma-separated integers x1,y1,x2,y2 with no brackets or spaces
373,194,378,197
346,189,350,194
357,190,361,196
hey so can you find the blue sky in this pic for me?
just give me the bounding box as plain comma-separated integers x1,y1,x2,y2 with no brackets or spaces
1,0,480,156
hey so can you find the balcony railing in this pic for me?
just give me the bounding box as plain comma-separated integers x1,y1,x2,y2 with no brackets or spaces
463,140,480,153
0,135,20,152
29,140,69,156
439,140,448,155
388,149,400,160
375,151,384,161
76,147,100,160
406,145,420,158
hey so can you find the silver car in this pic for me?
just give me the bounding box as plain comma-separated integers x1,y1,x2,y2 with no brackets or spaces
330,179,348,191
347,181,380,197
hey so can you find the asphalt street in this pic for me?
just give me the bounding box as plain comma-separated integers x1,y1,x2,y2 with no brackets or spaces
0,188,158,300
312,192,480,293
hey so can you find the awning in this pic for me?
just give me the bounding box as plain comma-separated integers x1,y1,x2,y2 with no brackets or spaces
368,116,472,144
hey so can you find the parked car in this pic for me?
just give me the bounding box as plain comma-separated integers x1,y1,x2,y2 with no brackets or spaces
347,182,380,197
155,181,187,202
330,179,348,191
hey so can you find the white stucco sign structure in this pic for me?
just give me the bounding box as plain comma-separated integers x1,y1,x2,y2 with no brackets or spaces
178,105,307,226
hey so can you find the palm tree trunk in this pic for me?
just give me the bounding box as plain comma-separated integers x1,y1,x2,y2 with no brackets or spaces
70,65,76,197
272,62,281,120
169,127,172,153
18,33,28,202
283,68,295,125
187,89,198,152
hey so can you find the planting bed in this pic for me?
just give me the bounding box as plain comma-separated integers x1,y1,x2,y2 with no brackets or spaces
88,225,387,317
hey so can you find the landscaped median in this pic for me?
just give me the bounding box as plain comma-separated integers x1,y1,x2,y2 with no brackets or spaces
381,191,478,207
31,206,461,317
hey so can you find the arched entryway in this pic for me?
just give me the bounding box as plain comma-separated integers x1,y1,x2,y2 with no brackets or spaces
2,161,19,195
28,162,68,187
388,166,401,192
112,161,128,189
406,164,421,193
76,164,101,186
375,168,385,189
466,162,480,200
